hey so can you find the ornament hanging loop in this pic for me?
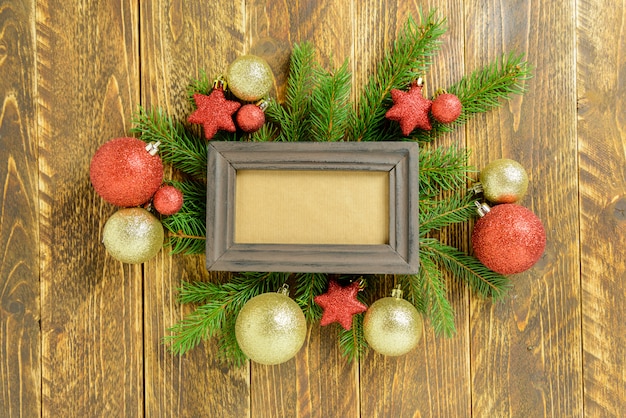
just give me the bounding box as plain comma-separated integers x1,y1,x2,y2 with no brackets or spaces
213,76,227,91
145,141,161,156
475,201,491,217
391,284,403,299
277,283,290,296
257,98,271,111
470,182,484,195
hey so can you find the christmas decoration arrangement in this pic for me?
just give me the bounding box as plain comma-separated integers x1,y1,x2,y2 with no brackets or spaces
90,10,544,366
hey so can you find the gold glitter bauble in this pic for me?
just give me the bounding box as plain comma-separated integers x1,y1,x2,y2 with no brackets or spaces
479,158,529,204
226,55,274,101
102,207,164,264
363,294,423,356
235,292,307,365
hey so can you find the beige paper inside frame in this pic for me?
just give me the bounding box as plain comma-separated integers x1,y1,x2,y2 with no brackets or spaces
234,170,389,245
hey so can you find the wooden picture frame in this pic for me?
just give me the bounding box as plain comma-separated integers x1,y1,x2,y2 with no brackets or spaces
206,141,419,274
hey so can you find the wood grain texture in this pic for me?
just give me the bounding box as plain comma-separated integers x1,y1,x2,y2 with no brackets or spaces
140,1,250,417
0,1,40,417
4,0,623,416
37,0,143,416
577,0,626,416
465,0,583,417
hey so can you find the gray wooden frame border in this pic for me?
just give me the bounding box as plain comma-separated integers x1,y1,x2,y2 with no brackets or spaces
206,141,419,274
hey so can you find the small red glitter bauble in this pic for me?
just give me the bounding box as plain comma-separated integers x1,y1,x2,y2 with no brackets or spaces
153,185,184,215
236,104,266,133
471,204,546,275
90,137,163,207
431,93,462,124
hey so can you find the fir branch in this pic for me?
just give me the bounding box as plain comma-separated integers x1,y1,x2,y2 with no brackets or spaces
419,191,478,236
248,122,277,142
216,314,248,367
398,273,427,315
309,60,352,142
350,10,446,142
419,146,473,197
417,255,456,337
187,69,213,103
176,279,219,304
338,314,367,362
131,106,208,180
421,238,511,299
161,180,207,255
269,42,316,142
452,52,531,115
165,272,290,355
413,53,532,142
164,297,228,356
294,273,327,322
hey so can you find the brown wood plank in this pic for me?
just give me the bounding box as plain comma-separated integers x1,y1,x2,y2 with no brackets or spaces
245,1,360,417
140,2,250,417
0,1,40,417
37,0,143,416
577,0,626,416
357,2,473,417
466,1,582,417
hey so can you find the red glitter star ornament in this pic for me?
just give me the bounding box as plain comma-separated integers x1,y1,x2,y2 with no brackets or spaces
188,88,241,140
385,81,433,135
314,280,368,330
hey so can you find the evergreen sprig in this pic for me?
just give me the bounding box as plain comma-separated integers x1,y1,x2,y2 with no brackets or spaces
266,42,316,142
164,272,289,360
411,253,457,337
350,9,446,142
131,10,533,364
294,273,327,321
338,315,367,362
421,238,510,299
131,106,208,180
310,60,352,142
161,180,207,254
413,52,532,142
419,191,478,236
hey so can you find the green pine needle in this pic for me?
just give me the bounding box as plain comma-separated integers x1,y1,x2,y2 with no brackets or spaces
294,273,327,322
187,69,213,103
165,272,290,356
268,42,316,142
131,106,208,180
413,52,532,142
419,146,474,197
419,191,478,236
216,314,248,367
421,238,511,299
415,254,456,337
310,60,352,142
338,314,367,362
164,298,228,355
350,10,447,142
161,180,207,255
249,122,277,142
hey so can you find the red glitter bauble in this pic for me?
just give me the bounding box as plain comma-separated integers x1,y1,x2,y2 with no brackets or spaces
90,137,163,207
236,104,266,133
314,280,368,330
471,204,546,275
431,93,462,124
153,185,184,215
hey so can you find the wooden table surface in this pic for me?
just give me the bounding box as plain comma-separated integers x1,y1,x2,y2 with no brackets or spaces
2,0,625,417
